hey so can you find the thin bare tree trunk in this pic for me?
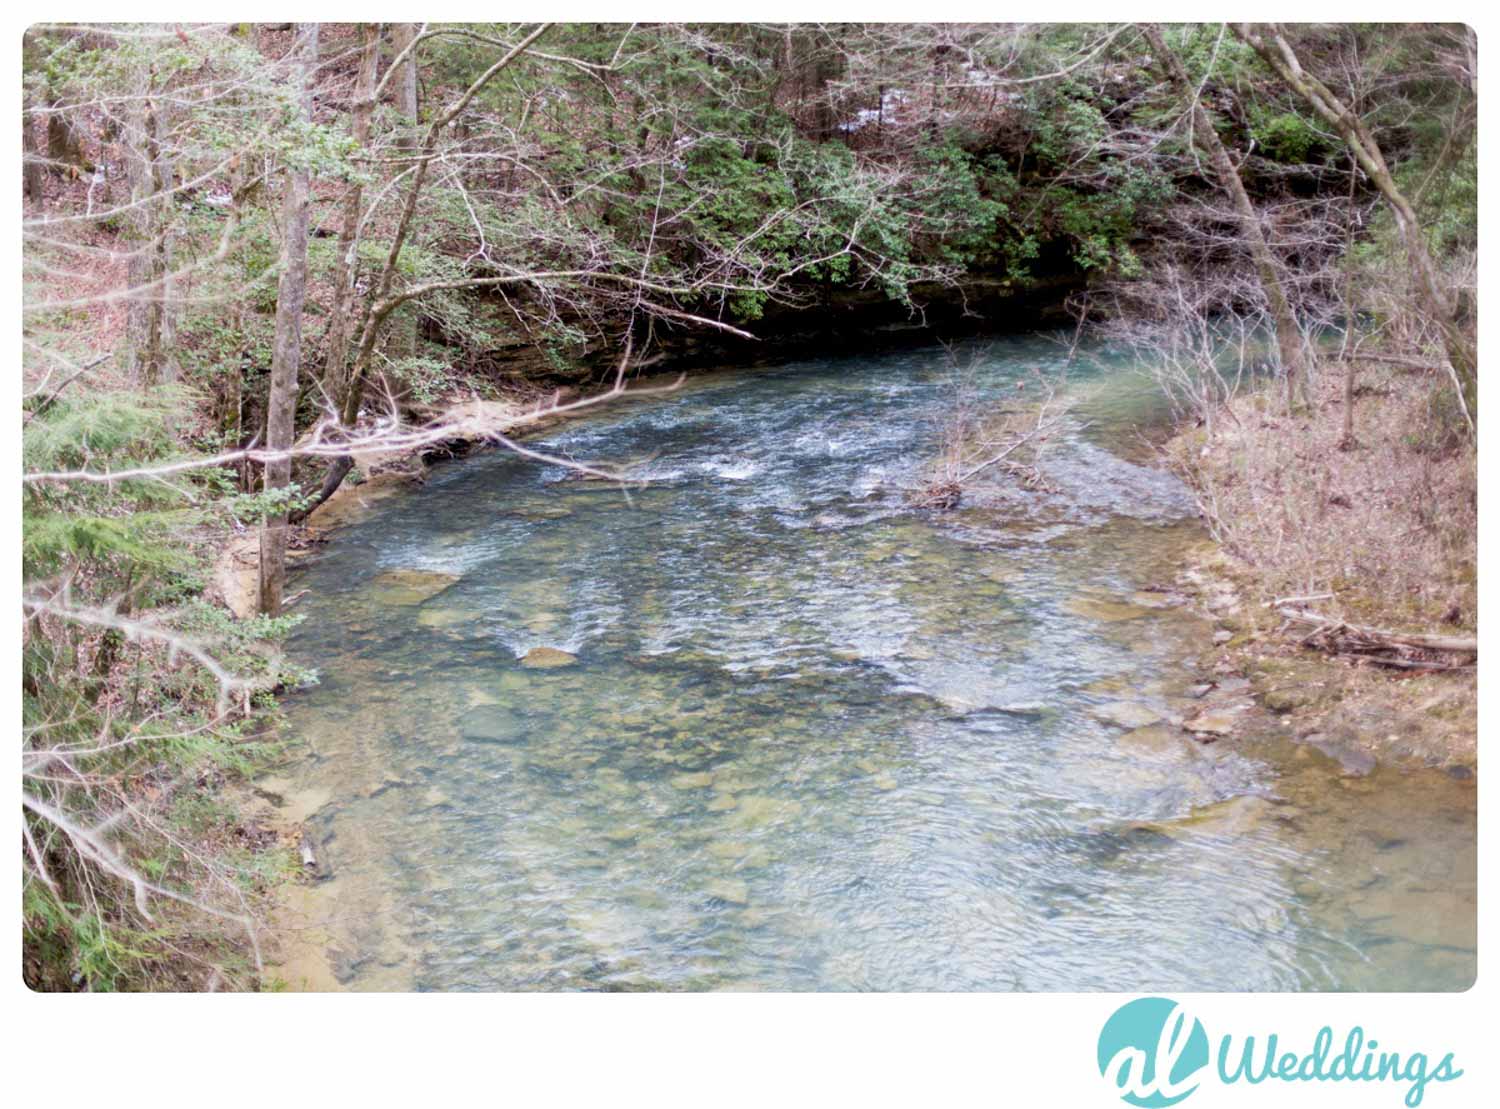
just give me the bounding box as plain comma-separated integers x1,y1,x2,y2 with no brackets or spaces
138,93,168,386
259,23,319,616
385,23,424,404
321,22,381,405
1140,23,1308,413
150,100,178,384
1233,22,1476,433
1340,151,1359,448
122,91,155,386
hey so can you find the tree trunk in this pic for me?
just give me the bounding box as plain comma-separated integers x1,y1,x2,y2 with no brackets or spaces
1340,151,1359,449
1140,23,1309,413
150,99,179,384
385,23,424,404
391,23,421,144
321,22,381,406
1233,22,1476,432
21,96,44,206
258,23,319,616
45,101,87,175
121,90,156,387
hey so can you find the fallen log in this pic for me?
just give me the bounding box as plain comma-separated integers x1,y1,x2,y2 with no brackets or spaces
1273,606,1476,671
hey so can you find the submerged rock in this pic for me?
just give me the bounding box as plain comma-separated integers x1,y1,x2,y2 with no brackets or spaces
520,646,578,669
706,879,750,907
1130,590,1184,609
1092,701,1163,730
1262,686,1315,713
417,606,474,630
459,704,524,743
369,569,460,606
996,701,1048,717
1117,724,1188,756
1170,794,1275,837
1066,596,1151,623
725,794,802,831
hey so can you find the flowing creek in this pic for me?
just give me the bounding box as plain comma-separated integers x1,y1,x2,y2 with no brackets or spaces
271,336,1476,991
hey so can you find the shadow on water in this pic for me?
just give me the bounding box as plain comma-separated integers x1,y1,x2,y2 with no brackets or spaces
273,336,1476,991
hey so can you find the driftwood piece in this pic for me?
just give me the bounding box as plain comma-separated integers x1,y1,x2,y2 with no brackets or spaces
299,832,319,875
1274,606,1477,671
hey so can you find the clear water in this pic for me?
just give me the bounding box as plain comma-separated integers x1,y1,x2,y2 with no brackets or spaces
275,336,1476,991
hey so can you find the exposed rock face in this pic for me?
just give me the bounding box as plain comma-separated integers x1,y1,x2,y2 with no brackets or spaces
520,646,577,669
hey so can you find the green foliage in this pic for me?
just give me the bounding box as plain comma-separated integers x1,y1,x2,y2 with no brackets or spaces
1247,104,1327,164
23,389,202,580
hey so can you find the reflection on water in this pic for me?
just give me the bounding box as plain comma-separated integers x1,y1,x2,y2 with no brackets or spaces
275,336,1476,991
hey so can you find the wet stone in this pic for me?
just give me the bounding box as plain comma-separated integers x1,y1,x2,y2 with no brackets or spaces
1130,591,1184,609
996,702,1047,716
1092,701,1162,730
417,606,474,631
369,569,459,606
1117,724,1187,756
521,646,578,669
707,879,750,907
460,705,525,743
1066,596,1151,623
1183,706,1247,737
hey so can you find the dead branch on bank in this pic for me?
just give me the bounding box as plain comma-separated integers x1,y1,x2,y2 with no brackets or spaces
1272,604,1477,671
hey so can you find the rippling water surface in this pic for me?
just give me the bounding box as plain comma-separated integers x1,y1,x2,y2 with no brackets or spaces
274,336,1476,991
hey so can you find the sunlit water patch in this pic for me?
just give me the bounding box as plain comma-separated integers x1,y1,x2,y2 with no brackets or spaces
274,337,1476,991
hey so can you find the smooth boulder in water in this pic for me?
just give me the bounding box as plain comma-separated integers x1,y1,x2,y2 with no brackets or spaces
521,646,577,669
460,704,524,744
1092,701,1162,730
369,569,459,606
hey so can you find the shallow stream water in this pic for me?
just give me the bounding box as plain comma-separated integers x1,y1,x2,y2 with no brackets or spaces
274,337,1476,991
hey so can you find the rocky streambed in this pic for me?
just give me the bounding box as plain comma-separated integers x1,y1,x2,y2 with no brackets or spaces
262,336,1476,991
